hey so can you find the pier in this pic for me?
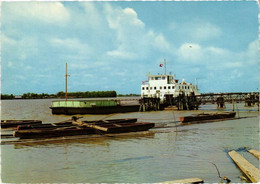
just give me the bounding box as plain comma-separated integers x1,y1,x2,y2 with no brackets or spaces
138,92,259,112
196,92,259,106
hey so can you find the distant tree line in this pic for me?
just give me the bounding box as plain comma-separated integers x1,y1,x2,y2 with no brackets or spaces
1,91,118,100
117,93,140,97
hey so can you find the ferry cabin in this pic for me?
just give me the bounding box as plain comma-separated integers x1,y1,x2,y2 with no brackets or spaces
141,74,200,100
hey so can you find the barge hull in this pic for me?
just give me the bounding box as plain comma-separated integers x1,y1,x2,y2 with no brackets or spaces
50,105,140,115
1,120,42,128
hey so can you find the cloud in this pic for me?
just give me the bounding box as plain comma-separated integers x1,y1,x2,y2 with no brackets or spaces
3,2,70,25
177,43,203,62
105,4,173,60
245,39,258,65
50,37,92,54
2,34,17,45
80,2,104,29
192,22,222,41
170,20,222,42
176,39,258,83
2,34,39,61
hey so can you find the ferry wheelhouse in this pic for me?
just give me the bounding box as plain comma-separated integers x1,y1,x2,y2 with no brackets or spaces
141,73,200,101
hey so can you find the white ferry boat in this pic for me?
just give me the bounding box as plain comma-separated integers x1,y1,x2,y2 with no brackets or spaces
141,62,200,101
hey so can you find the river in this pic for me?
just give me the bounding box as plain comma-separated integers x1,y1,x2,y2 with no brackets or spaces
1,99,259,183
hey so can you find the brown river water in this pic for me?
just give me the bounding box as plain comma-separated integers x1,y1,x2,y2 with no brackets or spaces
1,98,259,183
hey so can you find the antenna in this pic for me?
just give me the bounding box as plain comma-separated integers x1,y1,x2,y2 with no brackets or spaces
65,62,70,101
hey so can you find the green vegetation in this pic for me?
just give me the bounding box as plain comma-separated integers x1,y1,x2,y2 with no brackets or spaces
1,91,118,100
117,93,140,97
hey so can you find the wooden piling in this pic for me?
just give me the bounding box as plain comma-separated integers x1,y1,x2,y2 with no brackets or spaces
248,149,259,160
228,150,259,183
139,97,160,112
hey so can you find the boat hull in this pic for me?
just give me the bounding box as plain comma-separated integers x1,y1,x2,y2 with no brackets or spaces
1,120,42,128
14,120,155,139
180,112,236,123
14,127,96,139
50,105,140,115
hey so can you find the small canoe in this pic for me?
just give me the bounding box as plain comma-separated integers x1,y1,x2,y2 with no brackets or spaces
14,126,96,139
1,120,42,128
180,112,236,123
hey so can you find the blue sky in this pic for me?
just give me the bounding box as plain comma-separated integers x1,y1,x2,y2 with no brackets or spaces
2,1,259,95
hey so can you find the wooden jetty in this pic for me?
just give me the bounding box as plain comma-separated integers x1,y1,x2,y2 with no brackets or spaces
228,150,259,183
158,177,204,184
1,120,42,128
248,149,259,159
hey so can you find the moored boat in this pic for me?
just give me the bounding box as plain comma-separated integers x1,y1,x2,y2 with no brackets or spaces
17,118,138,130
1,120,42,128
14,126,96,139
179,112,236,123
50,99,140,115
14,118,155,139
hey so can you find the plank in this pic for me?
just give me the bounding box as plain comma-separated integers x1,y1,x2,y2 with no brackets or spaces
72,119,108,132
158,177,204,184
228,150,259,183
248,149,260,159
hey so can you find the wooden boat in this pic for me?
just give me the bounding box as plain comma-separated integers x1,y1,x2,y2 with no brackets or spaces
17,118,138,130
14,126,96,139
1,120,42,128
179,112,236,123
14,120,155,139
81,122,155,134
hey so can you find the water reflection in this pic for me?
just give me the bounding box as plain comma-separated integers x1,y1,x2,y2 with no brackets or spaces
12,131,155,149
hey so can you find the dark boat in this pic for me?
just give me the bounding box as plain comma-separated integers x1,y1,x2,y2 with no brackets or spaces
83,121,155,134
1,120,42,128
179,112,236,123
17,118,138,130
14,126,96,139
14,119,155,139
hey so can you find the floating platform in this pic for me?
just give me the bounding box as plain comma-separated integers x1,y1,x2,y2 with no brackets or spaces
50,99,140,115
1,120,42,128
179,112,236,123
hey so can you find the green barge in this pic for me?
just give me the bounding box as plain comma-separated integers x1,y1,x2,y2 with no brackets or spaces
50,99,140,115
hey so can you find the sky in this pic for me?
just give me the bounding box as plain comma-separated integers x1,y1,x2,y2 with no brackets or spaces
1,1,259,95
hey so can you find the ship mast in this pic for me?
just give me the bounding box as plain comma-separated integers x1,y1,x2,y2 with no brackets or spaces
65,62,70,101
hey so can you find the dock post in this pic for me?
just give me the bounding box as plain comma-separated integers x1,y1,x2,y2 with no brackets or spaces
228,150,259,183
